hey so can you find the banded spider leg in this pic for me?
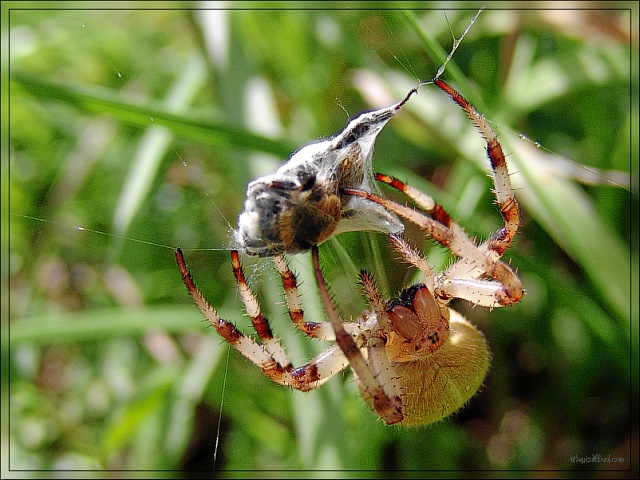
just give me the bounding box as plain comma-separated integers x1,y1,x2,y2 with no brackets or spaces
344,78,524,309
176,229,493,426
176,247,409,424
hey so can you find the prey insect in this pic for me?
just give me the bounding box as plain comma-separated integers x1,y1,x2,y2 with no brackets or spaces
234,9,482,258
234,89,417,257
176,78,523,425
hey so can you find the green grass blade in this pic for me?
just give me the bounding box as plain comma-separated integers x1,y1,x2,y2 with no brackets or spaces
110,54,208,248
11,71,294,157
10,306,205,346
508,140,632,327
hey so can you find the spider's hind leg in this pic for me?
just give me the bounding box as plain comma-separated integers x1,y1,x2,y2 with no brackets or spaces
230,250,292,370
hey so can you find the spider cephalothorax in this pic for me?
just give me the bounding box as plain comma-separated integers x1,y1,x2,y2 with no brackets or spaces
177,79,523,426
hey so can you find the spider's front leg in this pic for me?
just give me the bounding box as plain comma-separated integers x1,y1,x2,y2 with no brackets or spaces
311,246,405,425
344,79,524,308
342,187,522,307
175,248,349,391
434,78,519,257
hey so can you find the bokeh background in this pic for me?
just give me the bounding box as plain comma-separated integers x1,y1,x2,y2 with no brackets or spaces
4,2,637,475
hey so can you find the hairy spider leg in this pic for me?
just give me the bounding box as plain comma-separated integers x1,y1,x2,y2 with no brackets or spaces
358,270,405,419
176,248,351,391
271,255,367,341
386,233,436,292
311,246,405,425
342,186,522,307
434,78,519,256
230,251,292,369
387,78,521,297
271,255,339,340
275,252,405,423
343,79,523,308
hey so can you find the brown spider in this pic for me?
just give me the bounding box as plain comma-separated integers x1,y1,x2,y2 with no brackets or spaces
176,79,523,426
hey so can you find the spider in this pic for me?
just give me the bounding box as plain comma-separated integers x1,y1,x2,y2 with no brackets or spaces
176,79,523,426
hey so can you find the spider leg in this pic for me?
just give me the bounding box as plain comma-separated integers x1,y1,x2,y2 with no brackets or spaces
433,79,523,304
343,81,523,307
176,248,349,391
229,250,292,369
376,173,488,281
387,234,435,293
376,173,455,230
375,175,515,300
342,188,522,306
434,78,519,257
358,271,404,415
271,255,338,341
376,174,503,275
311,246,404,425
388,231,509,308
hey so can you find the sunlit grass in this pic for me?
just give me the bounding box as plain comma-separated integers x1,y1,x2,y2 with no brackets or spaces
7,5,635,473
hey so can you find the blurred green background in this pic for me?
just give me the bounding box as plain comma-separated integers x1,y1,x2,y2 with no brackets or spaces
4,2,637,475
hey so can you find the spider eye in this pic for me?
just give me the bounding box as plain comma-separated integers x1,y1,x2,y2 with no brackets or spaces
386,283,426,311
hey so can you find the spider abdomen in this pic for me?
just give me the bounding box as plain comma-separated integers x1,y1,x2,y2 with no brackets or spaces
358,311,489,426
